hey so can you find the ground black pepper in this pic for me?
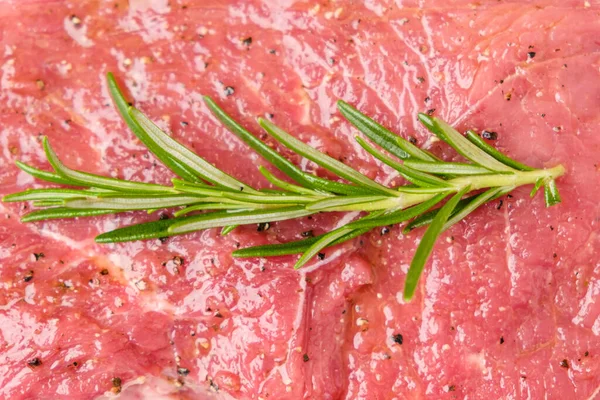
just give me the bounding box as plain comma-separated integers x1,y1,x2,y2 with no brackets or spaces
560,359,569,369
527,51,536,59
27,358,42,368
24,271,34,282
303,354,310,362
177,367,190,376
257,222,270,232
482,130,498,140
317,252,325,260
301,230,314,238
392,334,403,345
33,252,44,261
242,37,252,47
224,86,235,96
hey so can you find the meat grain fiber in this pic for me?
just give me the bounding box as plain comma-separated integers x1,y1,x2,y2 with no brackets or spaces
1,1,599,399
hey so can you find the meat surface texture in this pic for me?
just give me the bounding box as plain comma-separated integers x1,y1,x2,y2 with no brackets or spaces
1,1,599,399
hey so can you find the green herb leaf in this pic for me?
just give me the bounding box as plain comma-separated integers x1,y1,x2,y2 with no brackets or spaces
443,186,512,230
355,136,452,188
168,207,313,235
21,207,117,222
396,186,454,194
174,203,252,217
403,185,470,301
233,226,374,258
544,179,561,207
129,108,258,193
403,188,510,233
4,188,107,202
107,72,200,182
95,216,190,243
234,236,320,257
258,166,322,196
465,130,533,171
32,200,64,207
418,114,514,172
221,225,237,235
337,100,437,161
63,194,207,210
43,137,175,194
530,178,544,198
14,161,77,186
258,118,398,196
171,180,242,199
403,160,495,176
294,228,351,269
204,96,371,195
172,180,308,206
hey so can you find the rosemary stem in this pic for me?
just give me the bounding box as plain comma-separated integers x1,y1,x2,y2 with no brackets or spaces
449,164,565,191
320,165,565,212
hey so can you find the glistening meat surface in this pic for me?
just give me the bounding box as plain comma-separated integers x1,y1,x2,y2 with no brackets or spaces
1,0,599,399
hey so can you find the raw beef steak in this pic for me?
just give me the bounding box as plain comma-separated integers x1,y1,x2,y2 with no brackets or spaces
0,0,599,399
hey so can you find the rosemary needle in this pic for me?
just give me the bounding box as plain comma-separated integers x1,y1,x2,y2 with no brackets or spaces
403,185,471,301
2,72,567,302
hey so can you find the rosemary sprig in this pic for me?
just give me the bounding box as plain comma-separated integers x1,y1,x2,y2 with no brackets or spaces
2,73,566,301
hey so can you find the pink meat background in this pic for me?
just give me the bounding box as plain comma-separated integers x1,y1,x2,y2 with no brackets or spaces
1,0,599,399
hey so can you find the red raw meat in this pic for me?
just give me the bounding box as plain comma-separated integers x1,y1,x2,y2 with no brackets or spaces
1,0,599,399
